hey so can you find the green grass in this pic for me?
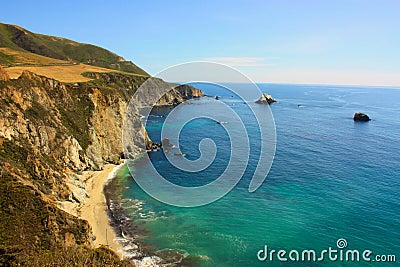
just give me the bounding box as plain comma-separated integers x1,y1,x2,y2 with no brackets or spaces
81,71,148,100
0,50,14,65
57,89,94,150
0,22,149,76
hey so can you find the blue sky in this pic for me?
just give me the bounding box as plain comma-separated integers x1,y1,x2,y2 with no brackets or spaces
1,0,399,85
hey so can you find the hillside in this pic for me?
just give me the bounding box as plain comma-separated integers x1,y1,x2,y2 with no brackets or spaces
0,65,202,265
0,22,149,76
0,22,203,266
4,63,139,83
0,68,142,266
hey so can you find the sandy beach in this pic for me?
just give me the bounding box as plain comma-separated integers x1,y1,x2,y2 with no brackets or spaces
79,164,123,257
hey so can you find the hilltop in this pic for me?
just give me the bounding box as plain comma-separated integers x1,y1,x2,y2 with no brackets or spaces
0,22,149,79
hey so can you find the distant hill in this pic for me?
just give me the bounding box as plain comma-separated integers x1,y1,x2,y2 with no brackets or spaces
0,22,148,76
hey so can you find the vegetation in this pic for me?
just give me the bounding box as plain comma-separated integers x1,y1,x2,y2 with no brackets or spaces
0,22,193,265
21,246,133,267
4,63,146,83
0,50,14,65
57,87,94,150
0,22,149,76
0,134,132,267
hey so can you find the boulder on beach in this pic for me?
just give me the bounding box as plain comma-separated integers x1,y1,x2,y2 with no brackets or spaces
353,112,371,121
255,93,276,104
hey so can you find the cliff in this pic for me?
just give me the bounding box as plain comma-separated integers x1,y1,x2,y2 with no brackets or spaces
0,64,9,81
156,84,204,105
0,66,203,265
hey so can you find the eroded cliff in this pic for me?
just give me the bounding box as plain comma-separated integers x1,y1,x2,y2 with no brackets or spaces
0,66,203,265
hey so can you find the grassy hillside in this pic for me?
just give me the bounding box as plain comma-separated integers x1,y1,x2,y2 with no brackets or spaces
0,47,70,65
5,63,147,83
0,22,149,76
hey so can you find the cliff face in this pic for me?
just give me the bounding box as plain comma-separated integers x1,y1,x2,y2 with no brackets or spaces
0,67,203,265
127,76,204,107
0,71,143,172
156,84,203,105
0,65,9,81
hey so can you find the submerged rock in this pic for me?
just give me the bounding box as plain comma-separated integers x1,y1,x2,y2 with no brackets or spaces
255,93,276,104
161,138,174,148
353,112,371,121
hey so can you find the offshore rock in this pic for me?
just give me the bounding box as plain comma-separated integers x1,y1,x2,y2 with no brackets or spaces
255,93,277,104
353,112,371,121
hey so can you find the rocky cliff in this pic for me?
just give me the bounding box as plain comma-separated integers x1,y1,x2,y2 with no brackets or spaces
0,66,203,265
0,65,9,81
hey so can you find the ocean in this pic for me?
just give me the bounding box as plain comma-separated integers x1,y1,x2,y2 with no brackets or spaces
107,83,400,266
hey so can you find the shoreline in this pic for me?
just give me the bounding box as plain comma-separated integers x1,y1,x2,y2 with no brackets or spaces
104,160,186,266
78,163,125,258
66,161,166,265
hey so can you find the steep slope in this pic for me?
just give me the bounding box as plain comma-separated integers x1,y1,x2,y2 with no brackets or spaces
0,69,140,266
0,23,148,76
0,64,203,265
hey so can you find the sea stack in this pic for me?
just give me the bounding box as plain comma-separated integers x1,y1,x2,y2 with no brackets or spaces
255,93,277,104
353,112,371,121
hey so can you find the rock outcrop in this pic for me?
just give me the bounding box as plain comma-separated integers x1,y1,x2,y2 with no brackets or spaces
0,70,203,265
353,112,371,121
0,70,203,180
156,84,203,106
255,93,276,104
128,77,203,107
0,64,10,81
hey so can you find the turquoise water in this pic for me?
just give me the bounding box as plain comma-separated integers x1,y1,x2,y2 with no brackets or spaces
115,84,400,266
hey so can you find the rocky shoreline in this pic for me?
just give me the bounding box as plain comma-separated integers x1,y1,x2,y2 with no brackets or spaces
104,163,190,266
0,61,204,265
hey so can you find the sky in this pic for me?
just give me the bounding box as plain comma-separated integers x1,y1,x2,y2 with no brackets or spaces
1,0,399,86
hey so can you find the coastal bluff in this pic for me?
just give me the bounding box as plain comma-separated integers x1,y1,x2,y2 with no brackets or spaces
0,66,203,265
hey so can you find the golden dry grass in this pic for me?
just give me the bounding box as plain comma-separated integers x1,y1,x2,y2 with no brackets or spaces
1,48,148,82
5,64,134,82
0,47,68,65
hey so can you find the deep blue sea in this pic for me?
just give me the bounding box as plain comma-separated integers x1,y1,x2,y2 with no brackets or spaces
112,83,400,266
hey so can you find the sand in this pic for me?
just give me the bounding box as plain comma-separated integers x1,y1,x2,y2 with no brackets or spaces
79,164,123,257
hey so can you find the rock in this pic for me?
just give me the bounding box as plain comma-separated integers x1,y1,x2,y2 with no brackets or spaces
0,68,203,264
353,112,371,121
156,84,204,106
161,138,174,148
132,256,163,266
0,64,10,81
255,93,276,104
